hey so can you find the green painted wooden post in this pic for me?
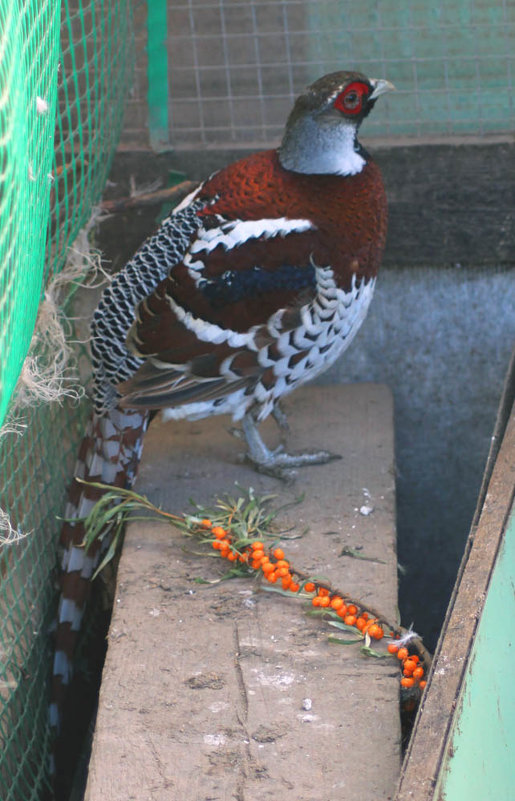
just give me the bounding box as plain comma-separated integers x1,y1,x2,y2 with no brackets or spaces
147,0,170,150
436,501,515,800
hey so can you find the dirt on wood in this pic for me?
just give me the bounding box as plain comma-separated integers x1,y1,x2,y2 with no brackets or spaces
85,385,400,801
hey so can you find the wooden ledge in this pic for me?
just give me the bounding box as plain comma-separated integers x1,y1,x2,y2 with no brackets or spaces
85,385,399,801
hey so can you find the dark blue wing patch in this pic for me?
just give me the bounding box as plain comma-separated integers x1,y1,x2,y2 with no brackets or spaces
199,263,316,307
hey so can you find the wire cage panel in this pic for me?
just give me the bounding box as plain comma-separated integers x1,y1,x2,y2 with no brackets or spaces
0,1,60,429
0,2,134,799
151,0,515,149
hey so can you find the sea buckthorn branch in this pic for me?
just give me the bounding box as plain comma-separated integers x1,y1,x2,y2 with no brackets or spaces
77,482,431,694
76,478,183,579
191,517,430,693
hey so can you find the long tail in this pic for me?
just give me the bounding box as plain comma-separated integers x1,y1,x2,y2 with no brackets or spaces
49,406,149,782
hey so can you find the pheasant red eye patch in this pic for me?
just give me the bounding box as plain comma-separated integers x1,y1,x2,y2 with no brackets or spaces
333,81,370,115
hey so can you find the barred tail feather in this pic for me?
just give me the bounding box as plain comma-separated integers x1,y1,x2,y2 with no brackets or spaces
50,406,149,785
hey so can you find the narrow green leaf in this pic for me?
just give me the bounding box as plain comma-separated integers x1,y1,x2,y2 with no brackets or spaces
328,620,364,636
328,635,363,645
360,645,389,659
339,546,386,564
91,536,120,579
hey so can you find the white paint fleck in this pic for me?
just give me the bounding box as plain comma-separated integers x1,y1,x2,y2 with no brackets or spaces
257,671,296,688
208,702,229,713
203,734,226,746
36,96,48,114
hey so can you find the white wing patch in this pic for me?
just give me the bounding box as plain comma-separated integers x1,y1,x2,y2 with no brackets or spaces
166,293,254,348
190,217,314,253
172,183,204,213
184,217,315,285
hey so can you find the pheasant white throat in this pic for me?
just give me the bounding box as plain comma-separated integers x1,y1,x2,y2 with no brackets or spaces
279,119,366,176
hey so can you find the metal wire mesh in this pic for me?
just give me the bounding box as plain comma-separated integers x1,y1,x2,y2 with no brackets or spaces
160,0,515,148
50,1,133,277
0,401,90,801
0,1,133,798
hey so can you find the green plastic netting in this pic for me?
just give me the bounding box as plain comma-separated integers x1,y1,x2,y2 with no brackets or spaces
0,1,133,798
0,3,60,428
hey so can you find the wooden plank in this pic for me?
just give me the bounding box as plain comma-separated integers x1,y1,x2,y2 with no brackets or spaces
434,502,515,799
395,396,515,801
85,385,400,801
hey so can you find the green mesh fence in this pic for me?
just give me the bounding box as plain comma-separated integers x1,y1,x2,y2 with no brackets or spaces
0,2,60,429
0,1,134,798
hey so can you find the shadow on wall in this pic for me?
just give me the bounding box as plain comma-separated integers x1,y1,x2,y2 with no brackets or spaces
320,265,515,648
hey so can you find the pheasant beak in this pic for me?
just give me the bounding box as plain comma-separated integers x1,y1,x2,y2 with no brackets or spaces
369,79,396,100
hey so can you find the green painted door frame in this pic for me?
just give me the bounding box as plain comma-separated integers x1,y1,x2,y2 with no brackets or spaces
147,0,170,150
435,496,515,800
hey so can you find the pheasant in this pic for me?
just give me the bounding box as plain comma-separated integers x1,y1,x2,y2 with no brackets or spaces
50,70,393,782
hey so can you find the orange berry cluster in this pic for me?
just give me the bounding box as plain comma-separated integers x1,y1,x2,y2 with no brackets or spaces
200,518,426,691
311,588,385,639
206,519,303,593
387,643,427,689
